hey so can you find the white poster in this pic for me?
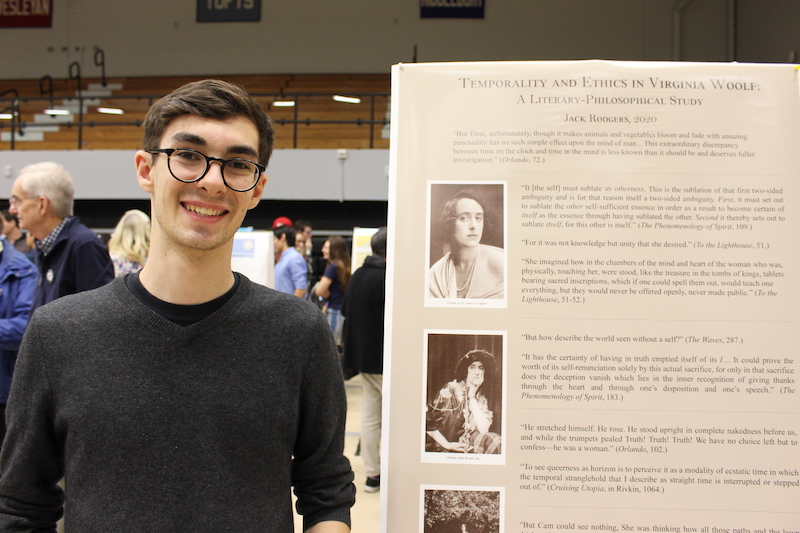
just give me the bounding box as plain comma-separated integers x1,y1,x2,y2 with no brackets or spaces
384,61,799,533
231,230,273,287
352,227,380,271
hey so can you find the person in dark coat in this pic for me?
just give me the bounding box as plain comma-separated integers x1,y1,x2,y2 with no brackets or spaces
342,227,387,493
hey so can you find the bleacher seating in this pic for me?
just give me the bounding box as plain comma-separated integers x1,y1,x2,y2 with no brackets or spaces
0,74,391,150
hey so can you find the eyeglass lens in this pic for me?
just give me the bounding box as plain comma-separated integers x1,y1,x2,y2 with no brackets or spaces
168,149,259,192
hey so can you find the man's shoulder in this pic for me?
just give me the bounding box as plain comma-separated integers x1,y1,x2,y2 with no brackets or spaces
64,219,104,245
241,277,319,316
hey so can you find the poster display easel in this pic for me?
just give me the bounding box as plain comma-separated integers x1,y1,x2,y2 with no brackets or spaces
383,61,799,533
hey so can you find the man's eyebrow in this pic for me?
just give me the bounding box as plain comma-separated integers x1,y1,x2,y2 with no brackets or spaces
169,132,258,159
171,132,206,147
226,144,259,159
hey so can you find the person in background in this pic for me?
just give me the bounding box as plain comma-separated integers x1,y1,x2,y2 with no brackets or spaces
8,162,114,314
0,235,37,444
341,227,387,493
0,79,354,531
108,209,151,277
273,225,308,298
294,219,313,258
0,210,36,263
315,235,350,346
272,216,293,263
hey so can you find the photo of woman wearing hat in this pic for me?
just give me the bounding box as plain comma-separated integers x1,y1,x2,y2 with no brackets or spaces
424,332,505,460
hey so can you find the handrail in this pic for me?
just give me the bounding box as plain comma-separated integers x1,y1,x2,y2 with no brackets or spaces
39,75,54,111
0,89,23,148
94,48,107,87
68,62,83,148
0,90,390,150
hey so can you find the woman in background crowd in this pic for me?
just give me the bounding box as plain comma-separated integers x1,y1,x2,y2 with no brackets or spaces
315,235,350,346
108,209,151,277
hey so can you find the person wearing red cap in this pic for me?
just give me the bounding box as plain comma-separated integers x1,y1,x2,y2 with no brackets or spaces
272,216,293,229
273,225,308,297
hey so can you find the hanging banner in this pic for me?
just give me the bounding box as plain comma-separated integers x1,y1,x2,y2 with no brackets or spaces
420,0,484,19
0,0,52,28
384,60,800,533
197,0,261,22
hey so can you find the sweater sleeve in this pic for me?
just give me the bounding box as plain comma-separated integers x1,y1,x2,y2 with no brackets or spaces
291,310,355,530
0,317,65,530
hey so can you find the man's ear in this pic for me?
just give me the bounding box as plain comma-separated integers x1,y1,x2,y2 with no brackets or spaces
247,173,268,210
135,150,155,194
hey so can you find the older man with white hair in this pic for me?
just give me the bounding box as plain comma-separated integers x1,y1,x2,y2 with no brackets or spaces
9,162,114,313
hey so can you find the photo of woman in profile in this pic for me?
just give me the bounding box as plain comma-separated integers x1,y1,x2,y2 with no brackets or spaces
428,188,504,299
426,349,502,454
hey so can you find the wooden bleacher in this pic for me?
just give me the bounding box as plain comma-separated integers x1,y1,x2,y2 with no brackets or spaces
0,74,391,151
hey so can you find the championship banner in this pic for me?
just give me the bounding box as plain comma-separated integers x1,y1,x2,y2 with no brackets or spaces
383,61,799,533
0,0,52,28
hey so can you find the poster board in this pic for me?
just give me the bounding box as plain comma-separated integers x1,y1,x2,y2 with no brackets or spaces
231,229,273,287
352,227,380,271
384,61,800,533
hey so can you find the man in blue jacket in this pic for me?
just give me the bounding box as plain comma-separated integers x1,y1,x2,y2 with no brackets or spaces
9,162,114,314
0,236,37,442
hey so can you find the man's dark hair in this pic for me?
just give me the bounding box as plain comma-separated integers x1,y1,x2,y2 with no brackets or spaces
293,219,312,232
0,209,18,225
142,79,276,167
371,226,387,258
274,226,296,247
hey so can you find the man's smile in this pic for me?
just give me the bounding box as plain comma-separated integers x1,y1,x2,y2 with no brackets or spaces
181,201,229,218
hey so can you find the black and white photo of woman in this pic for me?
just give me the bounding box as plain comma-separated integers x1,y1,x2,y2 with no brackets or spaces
428,184,505,300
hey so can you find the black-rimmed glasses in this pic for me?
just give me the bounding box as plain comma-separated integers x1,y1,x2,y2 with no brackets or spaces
148,148,265,192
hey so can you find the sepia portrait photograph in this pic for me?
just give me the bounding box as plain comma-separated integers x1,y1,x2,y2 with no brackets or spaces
426,182,507,308
422,331,506,465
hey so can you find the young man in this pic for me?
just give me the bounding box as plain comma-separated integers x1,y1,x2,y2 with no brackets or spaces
0,80,355,532
273,225,309,297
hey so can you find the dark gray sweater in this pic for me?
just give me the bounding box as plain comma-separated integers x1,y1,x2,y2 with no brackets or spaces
0,276,355,532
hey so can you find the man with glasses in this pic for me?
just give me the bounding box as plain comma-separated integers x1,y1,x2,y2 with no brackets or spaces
0,80,355,532
8,162,114,313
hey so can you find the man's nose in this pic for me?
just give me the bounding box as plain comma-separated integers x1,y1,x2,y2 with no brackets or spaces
198,161,227,193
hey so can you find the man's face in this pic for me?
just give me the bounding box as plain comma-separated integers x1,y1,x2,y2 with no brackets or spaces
274,233,287,255
135,114,266,255
296,226,311,245
0,215,13,236
9,176,43,235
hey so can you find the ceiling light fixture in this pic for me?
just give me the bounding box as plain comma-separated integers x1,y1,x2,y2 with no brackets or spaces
333,95,361,104
44,109,70,116
273,101,296,107
0,113,13,120
97,107,124,115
